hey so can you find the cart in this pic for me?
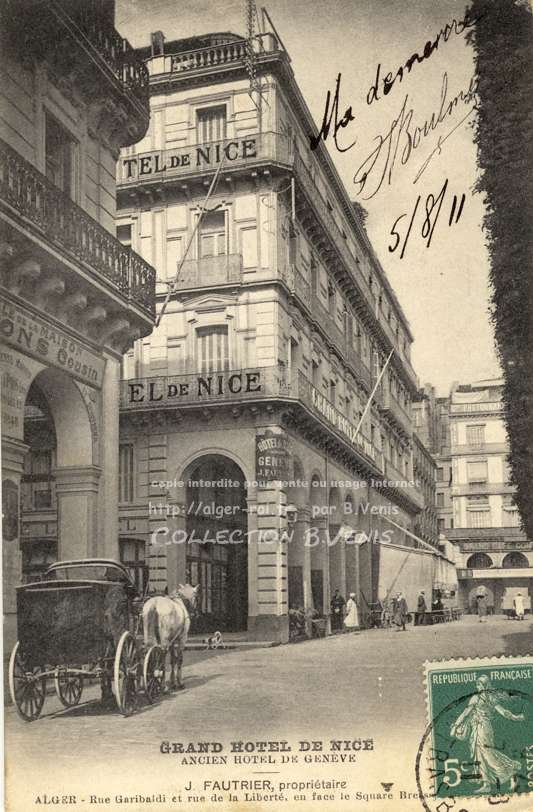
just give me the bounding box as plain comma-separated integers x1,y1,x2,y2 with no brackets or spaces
8,559,166,721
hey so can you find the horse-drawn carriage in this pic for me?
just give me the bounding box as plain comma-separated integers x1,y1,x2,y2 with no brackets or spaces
8,559,173,721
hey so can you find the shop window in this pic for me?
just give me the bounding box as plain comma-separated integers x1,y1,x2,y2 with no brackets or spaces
45,113,77,198
196,105,227,143
197,325,229,373
120,538,148,594
199,210,226,258
23,449,55,510
119,444,135,503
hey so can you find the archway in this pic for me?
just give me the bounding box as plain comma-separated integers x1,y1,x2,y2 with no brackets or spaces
184,454,247,633
466,552,493,569
502,552,529,568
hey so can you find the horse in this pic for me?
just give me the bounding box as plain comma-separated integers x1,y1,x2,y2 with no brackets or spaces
142,583,199,691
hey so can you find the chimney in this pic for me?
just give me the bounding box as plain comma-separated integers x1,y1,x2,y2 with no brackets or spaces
151,31,165,56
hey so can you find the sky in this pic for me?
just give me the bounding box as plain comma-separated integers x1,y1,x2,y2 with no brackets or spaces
116,0,501,395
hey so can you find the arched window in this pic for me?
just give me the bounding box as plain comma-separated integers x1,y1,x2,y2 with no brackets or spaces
466,552,493,569
502,552,529,569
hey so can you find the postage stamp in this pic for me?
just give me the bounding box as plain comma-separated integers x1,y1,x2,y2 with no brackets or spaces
424,656,533,802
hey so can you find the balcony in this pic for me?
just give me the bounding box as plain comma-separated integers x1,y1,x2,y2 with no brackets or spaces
450,401,502,415
0,137,155,318
451,482,515,497
118,132,292,186
174,254,243,291
380,390,412,436
451,442,509,456
3,0,149,147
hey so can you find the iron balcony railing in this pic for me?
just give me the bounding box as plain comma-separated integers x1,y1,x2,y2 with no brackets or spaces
54,0,149,107
0,138,156,317
450,401,502,415
118,131,292,185
174,254,243,290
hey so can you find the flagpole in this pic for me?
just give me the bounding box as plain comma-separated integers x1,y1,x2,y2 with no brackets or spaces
352,348,394,441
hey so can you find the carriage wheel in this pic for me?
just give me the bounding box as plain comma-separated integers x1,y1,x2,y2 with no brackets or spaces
8,641,46,722
54,671,83,708
143,646,165,703
114,631,139,717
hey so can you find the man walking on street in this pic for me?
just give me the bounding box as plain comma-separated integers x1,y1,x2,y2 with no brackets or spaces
514,592,525,621
394,592,409,631
415,590,427,626
330,589,346,633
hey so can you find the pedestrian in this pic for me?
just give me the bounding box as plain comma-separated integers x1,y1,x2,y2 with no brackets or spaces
330,589,346,633
476,592,488,622
344,592,359,631
513,592,525,621
415,590,427,626
394,591,408,631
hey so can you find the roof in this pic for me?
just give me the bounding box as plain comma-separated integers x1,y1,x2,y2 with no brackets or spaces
47,558,132,579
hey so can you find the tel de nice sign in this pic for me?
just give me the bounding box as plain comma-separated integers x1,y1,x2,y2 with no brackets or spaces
120,138,258,183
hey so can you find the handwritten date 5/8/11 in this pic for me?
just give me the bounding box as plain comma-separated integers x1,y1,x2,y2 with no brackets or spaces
388,179,465,259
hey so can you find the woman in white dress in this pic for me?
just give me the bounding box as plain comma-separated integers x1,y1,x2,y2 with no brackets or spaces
344,592,359,630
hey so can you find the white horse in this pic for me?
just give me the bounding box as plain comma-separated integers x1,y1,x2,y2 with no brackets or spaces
142,584,199,690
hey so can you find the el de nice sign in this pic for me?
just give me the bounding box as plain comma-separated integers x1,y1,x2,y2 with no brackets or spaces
120,138,258,182
123,369,263,408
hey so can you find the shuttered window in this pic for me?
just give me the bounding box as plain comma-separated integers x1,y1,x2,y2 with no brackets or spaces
196,106,227,143
119,444,134,503
197,326,229,374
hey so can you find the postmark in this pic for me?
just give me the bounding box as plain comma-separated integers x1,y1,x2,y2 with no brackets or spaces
421,656,533,806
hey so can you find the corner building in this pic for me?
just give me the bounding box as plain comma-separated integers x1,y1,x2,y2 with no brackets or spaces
0,0,155,647
117,29,448,642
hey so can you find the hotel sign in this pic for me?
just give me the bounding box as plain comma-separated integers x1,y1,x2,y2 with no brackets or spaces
124,369,263,408
120,138,258,183
256,429,292,485
309,386,377,462
0,296,105,389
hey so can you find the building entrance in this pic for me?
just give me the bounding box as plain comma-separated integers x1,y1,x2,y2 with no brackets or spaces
185,455,247,633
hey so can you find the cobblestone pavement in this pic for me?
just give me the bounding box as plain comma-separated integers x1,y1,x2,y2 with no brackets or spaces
5,615,533,811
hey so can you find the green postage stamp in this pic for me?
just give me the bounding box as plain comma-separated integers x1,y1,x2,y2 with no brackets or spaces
424,655,533,801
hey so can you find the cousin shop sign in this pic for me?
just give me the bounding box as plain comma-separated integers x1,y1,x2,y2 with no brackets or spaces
0,296,106,389
120,137,258,182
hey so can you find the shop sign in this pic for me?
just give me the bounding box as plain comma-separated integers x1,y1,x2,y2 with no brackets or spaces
2,479,19,541
256,429,292,485
459,540,533,552
120,138,258,182
309,385,376,462
0,296,105,389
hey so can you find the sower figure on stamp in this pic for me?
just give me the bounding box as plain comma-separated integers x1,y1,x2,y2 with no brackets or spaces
330,589,346,633
450,675,524,794
393,592,408,631
415,590,427,626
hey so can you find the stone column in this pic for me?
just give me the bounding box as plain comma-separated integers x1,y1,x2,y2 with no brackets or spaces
2,435,29,652
313,515,331,633
247,482,289,642
293,505,312,612
98,353,120,559
53,465,101,559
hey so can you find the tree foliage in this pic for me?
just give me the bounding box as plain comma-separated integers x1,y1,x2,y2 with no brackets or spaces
468,0,533,536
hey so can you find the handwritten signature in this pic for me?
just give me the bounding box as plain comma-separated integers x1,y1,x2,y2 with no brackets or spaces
353,72,478,200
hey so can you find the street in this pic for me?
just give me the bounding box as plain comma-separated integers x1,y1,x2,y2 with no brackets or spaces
5,615,533,812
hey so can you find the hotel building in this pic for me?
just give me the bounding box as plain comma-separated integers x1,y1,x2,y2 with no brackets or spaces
116,27,453,641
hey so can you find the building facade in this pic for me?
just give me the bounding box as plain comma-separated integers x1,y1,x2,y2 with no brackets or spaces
0,0,156,646
116,28,451,642
412,433,438,548
441,379,531,614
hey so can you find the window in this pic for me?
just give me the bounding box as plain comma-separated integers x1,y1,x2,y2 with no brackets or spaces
467,460,488,483
327,282,336,314
196,105,227,143
436,492,444,508
23,449,55,510
438,518,445,533
467,510,491,529
166,235,183,281
120,539,148,594
329,379,336,405
197,325,229,373
466,552,493,569
199,210,226,258
344,309,353,344
117,223,132,248
119,444,134,503
466,424,485,447
45,114,76,198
